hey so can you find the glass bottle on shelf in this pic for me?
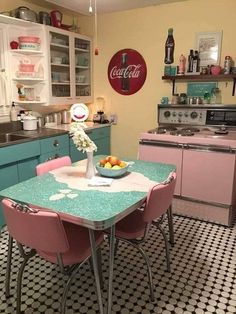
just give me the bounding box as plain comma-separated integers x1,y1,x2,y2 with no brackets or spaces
211,87,222,104
179,54,186,74
187,49,194,73
164,28,175,64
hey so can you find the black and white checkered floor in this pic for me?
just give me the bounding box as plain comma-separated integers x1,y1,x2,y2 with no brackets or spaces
0,215,236,314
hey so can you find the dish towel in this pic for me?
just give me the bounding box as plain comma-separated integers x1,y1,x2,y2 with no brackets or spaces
88,176,113,187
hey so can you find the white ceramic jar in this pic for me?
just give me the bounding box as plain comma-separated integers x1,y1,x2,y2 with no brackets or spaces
22,116,38,130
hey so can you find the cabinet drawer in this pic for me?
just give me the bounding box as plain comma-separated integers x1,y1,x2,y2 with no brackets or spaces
40,135,69,154
0,140,40,166
39,147,70,163
85,127,110,141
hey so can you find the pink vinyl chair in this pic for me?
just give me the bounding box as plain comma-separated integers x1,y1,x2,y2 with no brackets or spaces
36,155,72,175
2,198,104,314
112,172,176,301
5,156,73,298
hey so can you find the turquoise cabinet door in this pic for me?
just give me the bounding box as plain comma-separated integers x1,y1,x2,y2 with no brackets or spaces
69,139,86,162
94,137,110,156
0,163,18,228
70,127,111,162
18,157,39,182
40,135,69,154
39,135,69,163
39,147,70,163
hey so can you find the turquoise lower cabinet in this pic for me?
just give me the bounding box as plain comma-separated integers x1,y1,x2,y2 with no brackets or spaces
0,164,18,190
0,140,40,229
0,164,18,229
39,135,69,163
94,137,110,156
69,140,86,163
40,147,70,163
18,157,39,182
70,126,111,163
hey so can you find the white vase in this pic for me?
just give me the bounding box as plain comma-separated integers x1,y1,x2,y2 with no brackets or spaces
86,151,95,179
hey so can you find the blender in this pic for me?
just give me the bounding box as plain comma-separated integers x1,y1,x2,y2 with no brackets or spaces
93,97,106,123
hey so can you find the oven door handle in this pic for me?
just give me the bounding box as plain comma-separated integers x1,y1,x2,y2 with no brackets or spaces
139,139,181,148
187,143,234,153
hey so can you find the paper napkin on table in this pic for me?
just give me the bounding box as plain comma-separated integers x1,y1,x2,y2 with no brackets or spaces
88,176,113,187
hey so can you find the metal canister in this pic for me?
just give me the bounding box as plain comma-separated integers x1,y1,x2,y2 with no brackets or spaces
179,93,187,104
171,94,179,105
224,56,231,74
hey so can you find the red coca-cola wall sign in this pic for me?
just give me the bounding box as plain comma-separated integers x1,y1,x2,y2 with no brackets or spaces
108,49,147,95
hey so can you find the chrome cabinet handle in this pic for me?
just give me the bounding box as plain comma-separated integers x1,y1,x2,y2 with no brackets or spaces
53,140,59,147
47,154,60,161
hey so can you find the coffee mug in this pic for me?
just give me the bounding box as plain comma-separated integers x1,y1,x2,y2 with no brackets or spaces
161,96,169,105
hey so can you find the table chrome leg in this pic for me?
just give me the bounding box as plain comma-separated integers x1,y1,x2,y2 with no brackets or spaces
167,205,175,246
88,230,104,314
5,235,13,297
107,224,115,314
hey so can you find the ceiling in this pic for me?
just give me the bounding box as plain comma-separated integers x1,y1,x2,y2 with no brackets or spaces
45,0,188,16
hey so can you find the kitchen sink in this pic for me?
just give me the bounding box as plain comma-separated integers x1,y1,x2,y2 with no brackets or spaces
0,133,30,143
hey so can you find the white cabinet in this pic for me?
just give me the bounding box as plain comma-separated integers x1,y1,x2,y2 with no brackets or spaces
46,26,92,104
4,23,49,107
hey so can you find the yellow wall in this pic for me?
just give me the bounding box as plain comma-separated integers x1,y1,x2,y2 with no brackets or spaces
89,0,236,158
1,0,236,158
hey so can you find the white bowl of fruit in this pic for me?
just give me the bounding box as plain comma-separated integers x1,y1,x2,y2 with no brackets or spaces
96,156,129,178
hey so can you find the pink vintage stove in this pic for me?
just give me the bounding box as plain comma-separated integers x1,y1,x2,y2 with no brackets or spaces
139,105,236,226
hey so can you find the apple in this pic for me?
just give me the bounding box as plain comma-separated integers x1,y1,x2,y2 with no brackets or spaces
108,156,120,166
119,161,126,168
105,155,111,161
104,162,112,168
99,159,107,167
112,165,121,170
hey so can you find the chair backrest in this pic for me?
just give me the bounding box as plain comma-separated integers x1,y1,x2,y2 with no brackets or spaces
36,156,72,176
143,172,177,223
2,198,69,254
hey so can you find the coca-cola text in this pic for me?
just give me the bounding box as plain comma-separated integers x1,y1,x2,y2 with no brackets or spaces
110,64,141,79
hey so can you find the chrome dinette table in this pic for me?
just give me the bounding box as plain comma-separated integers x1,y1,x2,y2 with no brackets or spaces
0,156,175,314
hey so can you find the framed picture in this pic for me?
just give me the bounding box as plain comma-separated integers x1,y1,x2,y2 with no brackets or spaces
196,31,222,66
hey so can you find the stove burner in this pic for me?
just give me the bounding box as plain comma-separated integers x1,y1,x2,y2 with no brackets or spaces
181,127,200,133
215,130,229,135
170,129,195,136
148,126,177,134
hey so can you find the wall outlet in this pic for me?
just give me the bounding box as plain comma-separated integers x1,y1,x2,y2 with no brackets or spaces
109,113,117,124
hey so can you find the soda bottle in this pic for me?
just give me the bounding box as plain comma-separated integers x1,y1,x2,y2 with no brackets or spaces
121,53,129,92
192,50,200,73
179,54,186,74
187,49,194,72
164,28,175,64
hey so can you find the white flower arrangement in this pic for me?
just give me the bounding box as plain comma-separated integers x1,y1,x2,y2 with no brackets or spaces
69,122,97,153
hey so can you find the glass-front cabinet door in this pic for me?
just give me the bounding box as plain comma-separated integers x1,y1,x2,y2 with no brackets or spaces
47,26,92,105
74,36,92,103
48,29,71,104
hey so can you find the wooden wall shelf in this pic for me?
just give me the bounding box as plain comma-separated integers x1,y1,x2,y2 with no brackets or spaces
162,74,236,96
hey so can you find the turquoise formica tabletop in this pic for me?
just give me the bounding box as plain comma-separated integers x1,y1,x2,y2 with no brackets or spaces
0,156,175,230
